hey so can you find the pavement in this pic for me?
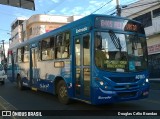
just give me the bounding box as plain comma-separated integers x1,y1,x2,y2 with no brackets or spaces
149,78,160,90
149,78,160,82
0,78,159,117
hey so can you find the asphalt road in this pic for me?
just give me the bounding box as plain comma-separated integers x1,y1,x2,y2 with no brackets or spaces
0,79,160,119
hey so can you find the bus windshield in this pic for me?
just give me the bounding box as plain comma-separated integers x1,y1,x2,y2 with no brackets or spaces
94,31,148,72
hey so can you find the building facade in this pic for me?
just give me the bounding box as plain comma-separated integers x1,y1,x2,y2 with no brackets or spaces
9,14,83,47
122,0,160,78
10,17,27,47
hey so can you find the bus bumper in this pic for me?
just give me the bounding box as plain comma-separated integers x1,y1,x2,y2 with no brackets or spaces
92,86,149,105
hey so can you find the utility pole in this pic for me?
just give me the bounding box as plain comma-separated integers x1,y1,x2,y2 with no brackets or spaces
2,40,5,60
116,0,121,16
0,40,5,62
1,40,7,72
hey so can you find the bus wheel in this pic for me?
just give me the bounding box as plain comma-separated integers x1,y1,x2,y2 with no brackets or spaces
17,76,24,90
57,80,70,104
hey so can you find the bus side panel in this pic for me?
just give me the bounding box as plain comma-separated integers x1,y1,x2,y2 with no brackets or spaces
32,60,59,93
31,60,72,95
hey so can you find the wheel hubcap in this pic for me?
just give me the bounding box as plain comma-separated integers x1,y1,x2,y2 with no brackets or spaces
59,86,67,98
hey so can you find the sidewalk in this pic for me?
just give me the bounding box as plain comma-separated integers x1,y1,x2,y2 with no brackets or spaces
149,78,160,90
149,78,160,82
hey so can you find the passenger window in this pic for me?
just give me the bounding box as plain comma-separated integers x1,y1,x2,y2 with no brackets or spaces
17,48,23,63
55,32,70,59
55,34,63,59
23,45,29,62
41,37,54,60
83,35,90,65
62,32,70,58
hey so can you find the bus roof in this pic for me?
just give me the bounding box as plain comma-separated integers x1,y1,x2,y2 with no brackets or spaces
8,14,142,50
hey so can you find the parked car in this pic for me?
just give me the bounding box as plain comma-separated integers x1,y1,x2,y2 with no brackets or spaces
0,64,7,85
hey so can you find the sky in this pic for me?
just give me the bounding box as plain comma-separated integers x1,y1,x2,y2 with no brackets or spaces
0,0,138,43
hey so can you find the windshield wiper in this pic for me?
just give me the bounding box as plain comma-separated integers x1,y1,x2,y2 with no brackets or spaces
108,30,122,52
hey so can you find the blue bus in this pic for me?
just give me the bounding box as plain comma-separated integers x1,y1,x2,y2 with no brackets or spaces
7,14,149,105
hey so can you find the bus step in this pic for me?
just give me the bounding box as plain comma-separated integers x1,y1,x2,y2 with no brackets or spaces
31,87,37,91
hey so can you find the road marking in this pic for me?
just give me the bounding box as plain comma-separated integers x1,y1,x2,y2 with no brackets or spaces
0,96,29,119
0,96,17,110
144,99,160,105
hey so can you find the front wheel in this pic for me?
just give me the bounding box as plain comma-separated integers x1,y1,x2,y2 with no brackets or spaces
57,80,70,104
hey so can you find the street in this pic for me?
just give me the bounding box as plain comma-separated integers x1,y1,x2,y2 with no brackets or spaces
0,79,160,119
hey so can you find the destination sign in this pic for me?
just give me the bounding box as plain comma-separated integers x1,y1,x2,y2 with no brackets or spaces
95,17,145,33
105,60,127,69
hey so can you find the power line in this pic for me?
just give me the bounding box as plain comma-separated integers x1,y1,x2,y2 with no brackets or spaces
0,29,10,32
123,1,160,9
103,7,116,15
0,11,19,17
47,0,67,14
91,0,113,14
121,1,160,17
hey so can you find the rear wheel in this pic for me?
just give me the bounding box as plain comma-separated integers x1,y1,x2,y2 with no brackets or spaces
57,80,70,104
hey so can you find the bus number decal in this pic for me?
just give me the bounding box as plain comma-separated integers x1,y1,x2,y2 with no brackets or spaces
135,74,145,79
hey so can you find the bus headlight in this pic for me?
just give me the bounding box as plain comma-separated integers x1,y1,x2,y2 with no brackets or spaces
142,78,149,86
145,78,149,83
95,78,109,89
99,81,104,86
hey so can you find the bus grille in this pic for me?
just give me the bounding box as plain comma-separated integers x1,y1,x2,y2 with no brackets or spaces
109,77,138,83
114,84,139,90
117,91,137,99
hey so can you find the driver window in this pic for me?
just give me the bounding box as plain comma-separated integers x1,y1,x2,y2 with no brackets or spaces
95,35,102,49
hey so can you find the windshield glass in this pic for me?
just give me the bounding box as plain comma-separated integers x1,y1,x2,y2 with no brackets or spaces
94,31,148,72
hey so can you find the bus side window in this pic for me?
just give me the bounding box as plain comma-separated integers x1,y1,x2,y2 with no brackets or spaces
17,48,23,63
62,32,70,58
50,36,55,59
23,45,29,62
38,41,42,61
41,38,54,60
55,34,63,59
55,32,70,59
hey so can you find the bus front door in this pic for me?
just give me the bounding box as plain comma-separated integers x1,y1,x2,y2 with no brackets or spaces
31,47,38,86
74,34,91,101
